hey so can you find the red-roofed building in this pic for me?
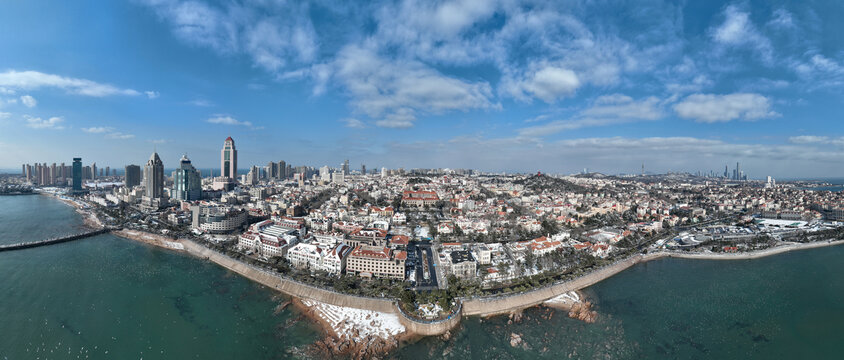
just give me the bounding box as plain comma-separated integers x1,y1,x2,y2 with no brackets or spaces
346,245,406,280
370,206,395,217
402,190,439,207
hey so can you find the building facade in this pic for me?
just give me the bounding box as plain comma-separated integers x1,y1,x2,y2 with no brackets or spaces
172,155,202,201
125,164,141,188
346,245,406,280
221,137,238,179
72,157,83,192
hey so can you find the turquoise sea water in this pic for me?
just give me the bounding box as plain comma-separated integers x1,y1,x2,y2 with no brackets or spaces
3,195,844,359
0,195,87,245
395,247,844,359
0,195,320,359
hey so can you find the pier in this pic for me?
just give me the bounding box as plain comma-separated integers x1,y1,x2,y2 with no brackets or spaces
0,228,111,252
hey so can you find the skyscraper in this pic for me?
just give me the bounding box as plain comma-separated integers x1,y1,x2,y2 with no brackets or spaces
361,164,366,175
143,151,165,200
220,137,237,179
125,164,141,188
172,155,202,201
92,162,97,180
72,158,83,192
342,159,350,175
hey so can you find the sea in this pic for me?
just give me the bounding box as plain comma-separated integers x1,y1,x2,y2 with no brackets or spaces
3,195,844,359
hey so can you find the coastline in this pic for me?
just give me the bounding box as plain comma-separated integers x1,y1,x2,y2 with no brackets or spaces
100,209,844,345
107,228,418,353
108,224,844,317
39,192,104,229
46,192,844,323
110,224,844,319
462,238,844,317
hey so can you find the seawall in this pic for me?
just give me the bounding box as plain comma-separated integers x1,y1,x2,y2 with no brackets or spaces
117,229,844,335
180,240,398,313
463,239,844,316
396,303,463,336
462,255,645,316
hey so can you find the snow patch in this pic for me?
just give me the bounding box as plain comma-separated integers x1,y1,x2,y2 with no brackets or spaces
301,299,405,341
545,291,581,305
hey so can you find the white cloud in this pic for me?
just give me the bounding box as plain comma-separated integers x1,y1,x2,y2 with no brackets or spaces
145,91,160,99
511,66,581,103
788,135,844,146
0,70,142,97
334,45,495,128
188,99,213,107
768,8,795,28
207,115,252,127
20,95,36,108
0,112,10,119
710,5,773,63
374,108,415,129
82,126,135,139
674,93,779,123
82,126,113,133
105,132,135,139
143,0,318,73
789,135,828,144
341,118,365,129
378,135,844,177
519,95,664,137
24,115,64,130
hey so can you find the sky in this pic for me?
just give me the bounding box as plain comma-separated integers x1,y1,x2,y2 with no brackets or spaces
1,0,844,178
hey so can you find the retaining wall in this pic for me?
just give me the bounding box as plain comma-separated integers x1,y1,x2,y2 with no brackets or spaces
462,255,646,316
395,303,462,336
182,240,396,313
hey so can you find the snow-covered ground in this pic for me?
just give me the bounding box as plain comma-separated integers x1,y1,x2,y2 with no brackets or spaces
164,241,184,250
300,299,405,341
417,303,443,319
414,226,430,239
544,291,581,306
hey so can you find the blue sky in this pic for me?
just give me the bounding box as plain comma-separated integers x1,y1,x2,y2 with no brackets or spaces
1,0,844,177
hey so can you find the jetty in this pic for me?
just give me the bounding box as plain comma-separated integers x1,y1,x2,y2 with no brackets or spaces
0,228,111,252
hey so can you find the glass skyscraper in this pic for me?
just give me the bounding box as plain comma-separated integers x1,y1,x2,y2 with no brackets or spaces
72,157,82,192
172,155,202,201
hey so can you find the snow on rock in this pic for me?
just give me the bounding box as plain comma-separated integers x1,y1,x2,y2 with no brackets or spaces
545,291,581,306
164,241,184,250
301,299,405,341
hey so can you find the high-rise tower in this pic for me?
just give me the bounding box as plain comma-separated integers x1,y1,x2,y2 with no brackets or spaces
72,158,82,192
221,137,237,179
172,154,202,201
143,152,165,199
125,164,141,188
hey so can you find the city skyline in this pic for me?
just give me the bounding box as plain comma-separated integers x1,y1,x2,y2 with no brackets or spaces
2,1,844,177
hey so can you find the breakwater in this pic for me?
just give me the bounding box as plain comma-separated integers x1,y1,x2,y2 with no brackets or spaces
0,228,110,252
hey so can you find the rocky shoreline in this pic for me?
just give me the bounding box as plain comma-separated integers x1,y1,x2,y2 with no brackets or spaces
292,297,413,359
90,200,844,355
